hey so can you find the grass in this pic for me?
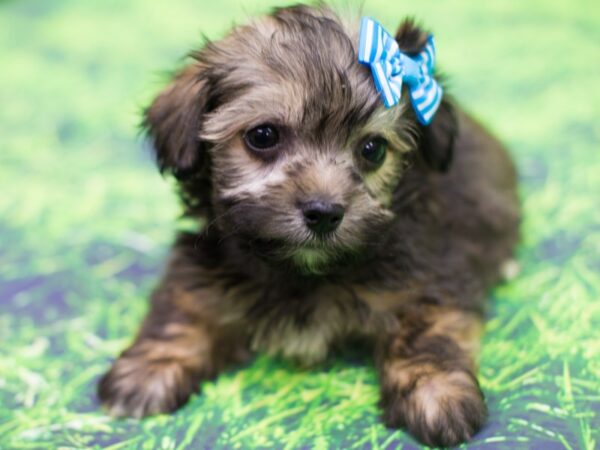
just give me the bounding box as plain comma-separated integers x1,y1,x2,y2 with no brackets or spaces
1,0,599,448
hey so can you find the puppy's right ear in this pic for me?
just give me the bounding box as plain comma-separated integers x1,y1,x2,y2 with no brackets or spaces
143,64,210,180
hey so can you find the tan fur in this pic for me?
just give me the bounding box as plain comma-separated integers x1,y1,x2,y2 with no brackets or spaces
354,282,425,312
424,308,483,362
101,323,213,418
379,307,487,446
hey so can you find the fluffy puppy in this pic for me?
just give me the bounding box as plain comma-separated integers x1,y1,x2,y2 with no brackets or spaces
98,4,520,447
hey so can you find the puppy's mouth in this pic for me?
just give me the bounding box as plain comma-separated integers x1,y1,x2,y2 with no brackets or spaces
246,235,335,257
242,234,361,275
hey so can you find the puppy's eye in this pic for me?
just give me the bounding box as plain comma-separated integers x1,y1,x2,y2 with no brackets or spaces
360,137,387,169
244,125,280,152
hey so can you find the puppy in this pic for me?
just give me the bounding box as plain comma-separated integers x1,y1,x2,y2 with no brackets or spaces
98,4,520,447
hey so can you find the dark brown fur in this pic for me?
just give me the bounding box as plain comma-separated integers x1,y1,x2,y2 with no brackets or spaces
98,5,520,447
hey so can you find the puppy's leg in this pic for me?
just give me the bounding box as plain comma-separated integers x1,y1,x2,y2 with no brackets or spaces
378,306,486,447
98,286,245,418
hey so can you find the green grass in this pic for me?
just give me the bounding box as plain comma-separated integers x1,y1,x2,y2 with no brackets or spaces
1,0,599,448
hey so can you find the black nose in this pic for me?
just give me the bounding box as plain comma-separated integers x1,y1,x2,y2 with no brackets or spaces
301,201,345,235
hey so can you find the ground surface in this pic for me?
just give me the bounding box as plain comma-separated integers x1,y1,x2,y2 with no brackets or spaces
1,0,599,449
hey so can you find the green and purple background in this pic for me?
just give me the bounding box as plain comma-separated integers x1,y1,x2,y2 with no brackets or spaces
1,0,599,448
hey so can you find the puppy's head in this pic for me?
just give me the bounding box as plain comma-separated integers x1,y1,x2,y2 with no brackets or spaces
144,5,457,274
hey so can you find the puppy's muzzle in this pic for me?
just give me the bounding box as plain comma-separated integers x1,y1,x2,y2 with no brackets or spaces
300,200,345,235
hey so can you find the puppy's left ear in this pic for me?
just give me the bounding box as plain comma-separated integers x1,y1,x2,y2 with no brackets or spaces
418,100,457,172
396,19,458,173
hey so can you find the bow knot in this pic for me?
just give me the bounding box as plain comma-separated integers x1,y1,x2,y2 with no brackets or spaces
358,17,442,125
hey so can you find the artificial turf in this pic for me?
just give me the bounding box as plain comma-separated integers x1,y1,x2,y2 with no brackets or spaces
1,0,599,448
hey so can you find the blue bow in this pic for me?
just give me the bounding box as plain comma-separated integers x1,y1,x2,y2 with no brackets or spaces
358,17,442,125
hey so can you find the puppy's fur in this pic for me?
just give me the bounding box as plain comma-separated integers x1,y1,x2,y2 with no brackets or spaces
98,5,520,447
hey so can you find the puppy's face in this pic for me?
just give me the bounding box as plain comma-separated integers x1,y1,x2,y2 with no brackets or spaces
145,6,454,274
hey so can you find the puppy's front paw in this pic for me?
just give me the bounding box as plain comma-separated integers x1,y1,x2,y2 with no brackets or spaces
381,369,487,447
98,354,204,418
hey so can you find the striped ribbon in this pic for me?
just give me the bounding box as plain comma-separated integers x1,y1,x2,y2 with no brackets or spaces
358,17,442,125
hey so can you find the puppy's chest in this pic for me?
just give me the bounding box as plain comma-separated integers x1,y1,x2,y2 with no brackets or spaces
242,285,398,364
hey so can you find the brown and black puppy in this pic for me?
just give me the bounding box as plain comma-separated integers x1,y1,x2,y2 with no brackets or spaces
98,4,520,447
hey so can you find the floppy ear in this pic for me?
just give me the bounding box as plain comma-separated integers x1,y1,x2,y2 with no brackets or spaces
418,99,457,172
143,64,211,180
396,19,458,172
